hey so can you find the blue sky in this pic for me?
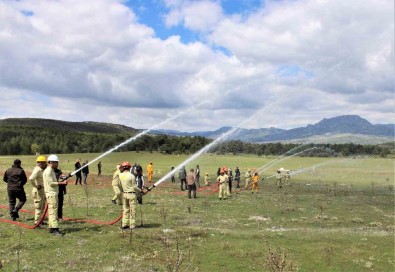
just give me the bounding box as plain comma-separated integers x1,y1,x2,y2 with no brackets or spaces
0,0,393,130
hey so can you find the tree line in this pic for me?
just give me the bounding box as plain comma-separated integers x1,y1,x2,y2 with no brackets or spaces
0,126,392,157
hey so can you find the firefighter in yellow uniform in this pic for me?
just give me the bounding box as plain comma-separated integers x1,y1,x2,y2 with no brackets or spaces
29,156,47,225
217,170,227,200
120,162,142,230
285,171,291,186
147,162,153,183
111,164,123,205
276,170,283,188
245,169,252,189
251,172,259,193
43,155,68,236
204,173,211,186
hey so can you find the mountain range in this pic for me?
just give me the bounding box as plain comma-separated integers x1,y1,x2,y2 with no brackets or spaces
151,115,394,144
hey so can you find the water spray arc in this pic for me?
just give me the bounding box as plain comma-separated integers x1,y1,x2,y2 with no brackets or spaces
66,102,209,178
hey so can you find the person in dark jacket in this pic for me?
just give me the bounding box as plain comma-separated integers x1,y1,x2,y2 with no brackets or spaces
135,167,145,205
74,159,82,185
195,165,201,188
3,159,27,221
217,167,221,177
82,160,89,185
170,166,176,183
97,161,102,176
179,166,187,191
235,167,241,188
54,168,67,220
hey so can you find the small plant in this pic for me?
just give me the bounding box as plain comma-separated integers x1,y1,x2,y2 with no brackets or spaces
265,245,298,272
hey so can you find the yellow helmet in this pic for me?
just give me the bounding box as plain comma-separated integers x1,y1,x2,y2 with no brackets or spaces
36,156,47,162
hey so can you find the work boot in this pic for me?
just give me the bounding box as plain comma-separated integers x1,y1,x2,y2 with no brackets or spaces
52,228,63,236
12,208,20,219
111,200,116,204
48,228,54,233
120,225,130,230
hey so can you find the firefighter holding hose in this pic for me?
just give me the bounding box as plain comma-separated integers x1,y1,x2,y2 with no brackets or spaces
28,156,47,226
120,162,145,230
43,155,68,236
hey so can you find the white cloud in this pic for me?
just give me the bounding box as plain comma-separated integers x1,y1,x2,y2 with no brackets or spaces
0,0,393,131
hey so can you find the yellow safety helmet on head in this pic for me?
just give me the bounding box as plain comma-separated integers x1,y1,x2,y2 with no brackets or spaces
36,156,47,162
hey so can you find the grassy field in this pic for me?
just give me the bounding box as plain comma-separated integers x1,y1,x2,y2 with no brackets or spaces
0,152,394,272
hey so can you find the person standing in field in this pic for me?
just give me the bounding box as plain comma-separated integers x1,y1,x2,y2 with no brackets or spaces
29,156,47,225
54,167,66,220
285,171,291,186
43,155,68,236
217,167,221,177
204,173,211,186
170,166,176,183
74,159,82,185
276,170,283,188
147,162,153,183
222,167,231,197
179,166,187,191
119,161,143,230
186,168,197,199
3,159,27,221
111,164,123,205
251,172,259,193
135,166,145,205
228,167,233,194
217,170,228,200
82,160,89,185
195,165,201,187
245,169,252,189
97,161,102,176
235,167,241,188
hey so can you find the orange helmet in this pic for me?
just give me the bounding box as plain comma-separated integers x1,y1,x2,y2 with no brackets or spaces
220,170,225,174
222,166,228,172
121,161,131,169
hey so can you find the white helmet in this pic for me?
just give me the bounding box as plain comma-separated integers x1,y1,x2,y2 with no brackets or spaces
47,154,59,162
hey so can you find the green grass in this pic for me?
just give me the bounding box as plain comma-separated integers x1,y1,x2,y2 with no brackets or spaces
0,152,394,271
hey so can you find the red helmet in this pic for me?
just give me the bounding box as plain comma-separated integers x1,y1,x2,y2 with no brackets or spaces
121,161,131,169
222,166,228,173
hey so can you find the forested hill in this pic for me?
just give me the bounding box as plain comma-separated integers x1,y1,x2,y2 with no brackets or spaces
0,118,210,155
0,118,139,134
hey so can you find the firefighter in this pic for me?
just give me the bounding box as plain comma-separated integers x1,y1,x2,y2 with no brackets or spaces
245,169,252,189
146,162,153,183
29,156,47,225
251,172,259,193
111,164,123,205
217,170,228,200
285,171,291,186
276,170,283,188
120,162,143,230
43,155,68,236
3,159,27,221
204,173,211,186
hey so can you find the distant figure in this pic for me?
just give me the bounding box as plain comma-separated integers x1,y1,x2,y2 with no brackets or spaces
54,168,67,220
276,170,282,188
75,159,82,185
195,165,201,187
82,160,89,185
251,172,259,193
3,159,27,221
147,162,153,183
186,168,197,199
204,173,211,186
235,167,241,188
228,167,233,194
170,166,176,183
285,171,291,186
179,166,187,191
97,161,102,176
217,170,228,200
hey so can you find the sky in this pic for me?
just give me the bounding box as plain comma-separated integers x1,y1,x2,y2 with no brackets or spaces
0,0,393,131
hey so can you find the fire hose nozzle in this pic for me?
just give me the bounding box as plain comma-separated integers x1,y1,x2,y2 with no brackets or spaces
59,173,73,181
